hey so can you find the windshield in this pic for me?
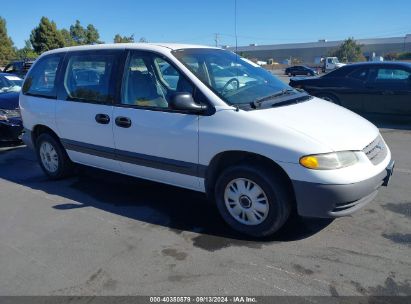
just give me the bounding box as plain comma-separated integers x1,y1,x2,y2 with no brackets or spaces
172,48,298,105
0,75,23,94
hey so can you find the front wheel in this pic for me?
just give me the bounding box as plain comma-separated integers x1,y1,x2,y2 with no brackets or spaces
215,164,292,237
36,133,73,180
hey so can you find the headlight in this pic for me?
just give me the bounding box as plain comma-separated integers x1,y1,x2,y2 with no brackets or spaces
0,109,20,121
299,151,358,170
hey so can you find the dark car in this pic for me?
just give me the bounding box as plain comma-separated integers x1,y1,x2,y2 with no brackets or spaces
285,65,317,77
289,62,411,118
0,73,23,141
2,59,35,78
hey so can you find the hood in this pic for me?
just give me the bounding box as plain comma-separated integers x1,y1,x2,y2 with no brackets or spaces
248,97,378,152
335,63,346,68
0,92,19,110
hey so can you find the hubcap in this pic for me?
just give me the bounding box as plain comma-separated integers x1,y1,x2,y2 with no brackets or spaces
224,178,269,226
39,142,59,173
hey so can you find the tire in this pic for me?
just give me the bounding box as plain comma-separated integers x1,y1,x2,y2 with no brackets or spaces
318,93,340,105
214,163,292,238
35,133,73,180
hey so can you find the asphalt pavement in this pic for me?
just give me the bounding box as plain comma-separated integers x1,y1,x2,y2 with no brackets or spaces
0,124,410,296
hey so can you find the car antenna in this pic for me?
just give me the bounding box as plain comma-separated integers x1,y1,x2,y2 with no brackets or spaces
234,0,238,55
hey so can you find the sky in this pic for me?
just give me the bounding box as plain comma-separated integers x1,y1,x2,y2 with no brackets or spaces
2,0,411,49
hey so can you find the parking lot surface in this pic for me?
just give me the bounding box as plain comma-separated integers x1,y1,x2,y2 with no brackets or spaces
0,125,410,296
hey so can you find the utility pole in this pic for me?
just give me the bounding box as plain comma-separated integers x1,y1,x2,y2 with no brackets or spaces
214,33,220,47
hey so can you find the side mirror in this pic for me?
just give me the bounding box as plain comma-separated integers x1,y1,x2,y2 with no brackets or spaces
169,92,207,113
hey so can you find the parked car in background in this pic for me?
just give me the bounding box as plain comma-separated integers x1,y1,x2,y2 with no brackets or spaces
285,66,317,77
2,59,35,79
0,73,23,141
289,62,411,118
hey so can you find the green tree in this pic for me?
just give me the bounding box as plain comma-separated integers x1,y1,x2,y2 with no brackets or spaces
384,52,399,61
69,20,101,45
60,28,76,46
113,34,134,43
30,17,65,54
398,52,411,60
330,37,365,62
238,52,249,58
69,20,86,45
85,24,101,44
0,17,16,66
15,40,38,60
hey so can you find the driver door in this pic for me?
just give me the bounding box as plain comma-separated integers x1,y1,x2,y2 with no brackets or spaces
112,51,202,190
363,67,411,115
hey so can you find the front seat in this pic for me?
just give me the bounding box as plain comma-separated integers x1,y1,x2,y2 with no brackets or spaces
126,71,167,108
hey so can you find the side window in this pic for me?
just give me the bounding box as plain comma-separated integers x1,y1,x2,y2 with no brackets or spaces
63,53,117,103
376,68,410,81
348,68,369,81
121,52,194,109
155,58,179,90
4,64,15,73
22,55,61,98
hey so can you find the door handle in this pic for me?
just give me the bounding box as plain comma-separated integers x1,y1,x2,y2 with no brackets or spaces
382,90,394,95
115,116,132,128
95,113,110,124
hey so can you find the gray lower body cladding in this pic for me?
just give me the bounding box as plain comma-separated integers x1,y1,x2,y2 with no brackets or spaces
292,161,394,218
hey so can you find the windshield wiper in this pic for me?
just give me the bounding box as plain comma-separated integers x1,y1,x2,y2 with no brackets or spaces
251,88,295,108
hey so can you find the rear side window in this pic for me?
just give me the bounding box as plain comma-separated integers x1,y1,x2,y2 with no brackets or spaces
63,53,117,103
376,68,410,81
22,55,62,98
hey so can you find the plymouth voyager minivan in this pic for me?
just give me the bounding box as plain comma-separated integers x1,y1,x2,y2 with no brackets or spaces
20,44,394,237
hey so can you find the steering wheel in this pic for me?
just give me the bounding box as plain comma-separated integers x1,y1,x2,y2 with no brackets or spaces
221,78,240,94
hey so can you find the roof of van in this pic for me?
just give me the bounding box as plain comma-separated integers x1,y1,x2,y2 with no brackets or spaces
42,43,219,56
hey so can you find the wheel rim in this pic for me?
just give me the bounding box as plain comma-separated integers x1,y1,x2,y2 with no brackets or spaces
224,178,269,226
39,142,59,173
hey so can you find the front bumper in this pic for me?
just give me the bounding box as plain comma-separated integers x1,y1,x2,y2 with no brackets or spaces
0,119,23,141
292,160,395,218
21,128,34,149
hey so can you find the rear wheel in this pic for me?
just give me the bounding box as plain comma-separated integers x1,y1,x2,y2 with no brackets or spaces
215,163,292,237
36,133,73,180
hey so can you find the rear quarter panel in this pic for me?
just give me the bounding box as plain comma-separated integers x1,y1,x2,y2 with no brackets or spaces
19,93,57,134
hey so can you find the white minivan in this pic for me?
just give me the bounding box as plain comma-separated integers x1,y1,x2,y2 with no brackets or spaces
20,43,394,237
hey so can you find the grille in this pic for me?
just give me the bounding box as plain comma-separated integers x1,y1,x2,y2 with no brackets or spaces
363,135,387,165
